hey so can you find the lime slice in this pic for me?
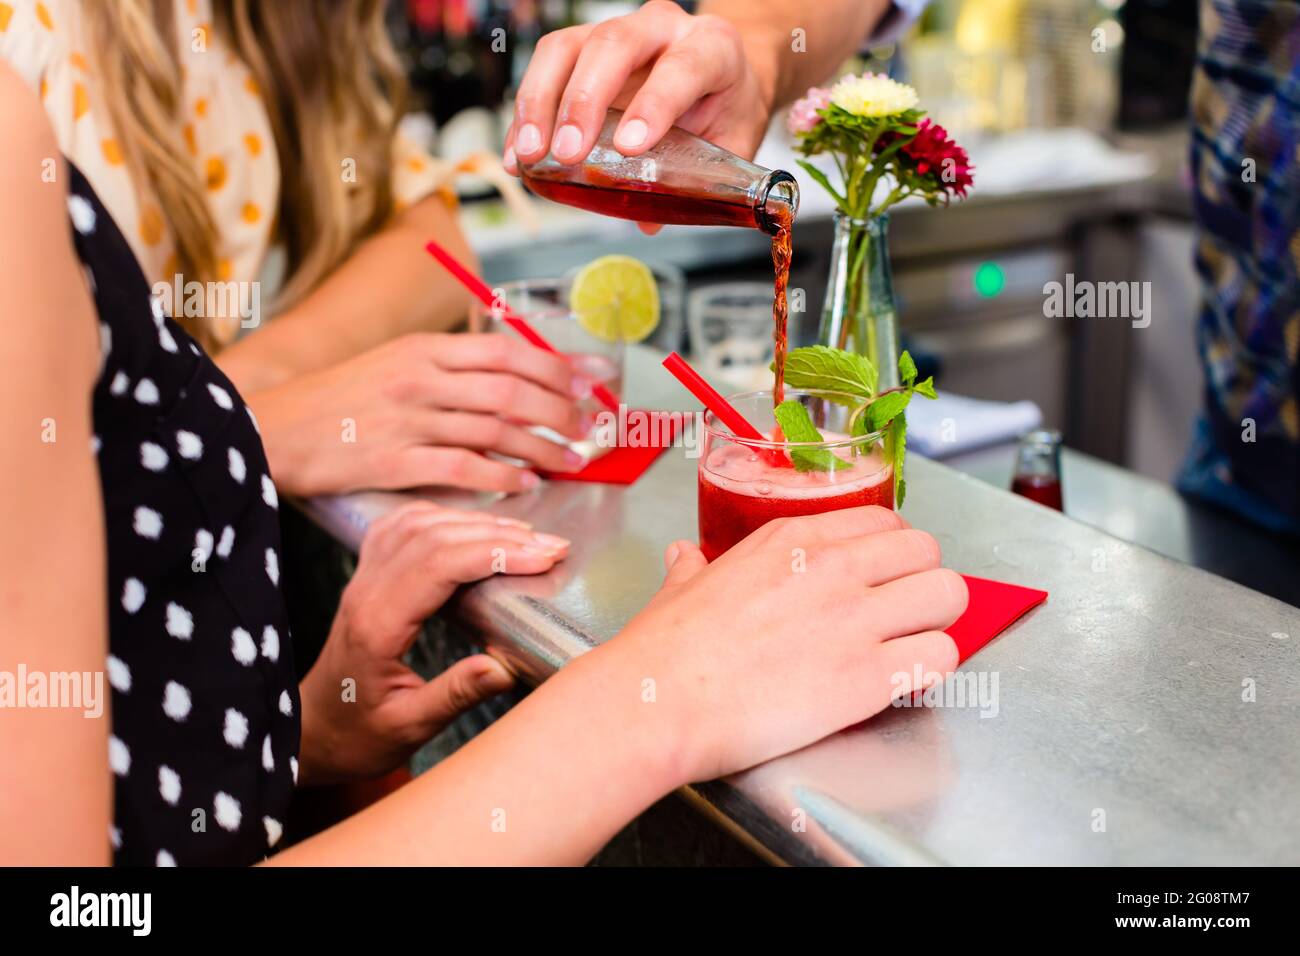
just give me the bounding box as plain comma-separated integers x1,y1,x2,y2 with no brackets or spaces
569,255,661,343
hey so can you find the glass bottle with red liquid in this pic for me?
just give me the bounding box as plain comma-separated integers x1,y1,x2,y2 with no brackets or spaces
520,110,800,400
1011,429,1064,511
519,109,799,233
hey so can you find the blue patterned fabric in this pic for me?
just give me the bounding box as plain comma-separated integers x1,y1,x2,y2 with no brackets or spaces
1178,0,1300,533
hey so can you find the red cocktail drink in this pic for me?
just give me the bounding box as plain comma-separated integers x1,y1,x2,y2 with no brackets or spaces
699,447,894,559
697,390,894,561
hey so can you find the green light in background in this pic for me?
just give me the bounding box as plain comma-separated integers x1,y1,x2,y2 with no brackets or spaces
974,261,1006,298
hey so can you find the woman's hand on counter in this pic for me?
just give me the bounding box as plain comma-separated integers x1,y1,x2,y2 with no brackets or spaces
591,505,967,787
296,502,569,785
245,332,589,497
275,506,962,865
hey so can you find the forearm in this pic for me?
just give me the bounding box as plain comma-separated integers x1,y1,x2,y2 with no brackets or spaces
0,77,113,864
217,194,478,394
701,0,892,109
272,639,684,866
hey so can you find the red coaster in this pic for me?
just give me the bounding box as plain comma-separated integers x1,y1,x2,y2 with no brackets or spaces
540,409,686,485
946,574,1048,662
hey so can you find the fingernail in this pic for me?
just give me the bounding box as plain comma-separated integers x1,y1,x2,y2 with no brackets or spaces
578,412,596,434
496,516,532,529
571,376,592,399
615,118,648,150
522,543,560,556
519,471,540,490
665,542,680,567
516,123,542,155
563,450,585,471
503,146,517,171
477,666,511,691
552,124,582,161
532,532,570,549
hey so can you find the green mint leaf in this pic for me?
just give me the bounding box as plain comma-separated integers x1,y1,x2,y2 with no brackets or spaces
772,400,849,473
865,358,938,433
772,399,824,443
865,389,912,433
898,350,918,387
886,413,907,508
775,345,877,400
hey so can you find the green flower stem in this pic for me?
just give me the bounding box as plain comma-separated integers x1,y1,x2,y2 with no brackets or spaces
871,185,906,218
850,225,872,358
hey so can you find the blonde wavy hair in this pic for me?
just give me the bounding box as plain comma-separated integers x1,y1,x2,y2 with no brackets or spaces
83,0,407,349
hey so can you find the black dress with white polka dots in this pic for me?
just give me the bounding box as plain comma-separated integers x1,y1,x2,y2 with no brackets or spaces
68,163,301,866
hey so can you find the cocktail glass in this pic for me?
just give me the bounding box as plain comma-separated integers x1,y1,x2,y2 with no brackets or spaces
697,389,894,561
472,277,624,462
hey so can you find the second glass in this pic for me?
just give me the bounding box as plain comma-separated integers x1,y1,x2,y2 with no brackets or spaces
472,277,623,461
697,389,894,561
687,282,779,391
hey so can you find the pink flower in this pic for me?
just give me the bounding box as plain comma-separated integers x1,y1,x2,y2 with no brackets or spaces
787,87,832,135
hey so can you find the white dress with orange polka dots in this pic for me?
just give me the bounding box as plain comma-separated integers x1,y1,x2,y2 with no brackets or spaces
0,0,453,346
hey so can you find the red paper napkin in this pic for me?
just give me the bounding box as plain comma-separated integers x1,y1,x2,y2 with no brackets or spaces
540,409,684,485
946,574,1048,662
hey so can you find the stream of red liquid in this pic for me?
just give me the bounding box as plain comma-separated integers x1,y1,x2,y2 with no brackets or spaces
770,214,792,407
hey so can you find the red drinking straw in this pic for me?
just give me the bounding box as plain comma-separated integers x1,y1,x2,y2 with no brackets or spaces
424,239,620,412
661,351,766,442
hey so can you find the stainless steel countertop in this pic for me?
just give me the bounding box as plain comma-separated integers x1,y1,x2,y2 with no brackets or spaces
304,346,1300,866
944,443,1300,609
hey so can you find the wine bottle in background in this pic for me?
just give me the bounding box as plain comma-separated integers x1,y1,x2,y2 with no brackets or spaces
509,0,543,90
477,0,513,109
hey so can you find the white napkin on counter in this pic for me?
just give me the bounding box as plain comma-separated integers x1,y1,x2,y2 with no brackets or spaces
905,392,1043,458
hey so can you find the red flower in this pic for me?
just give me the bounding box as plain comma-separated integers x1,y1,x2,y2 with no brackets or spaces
880,118,974,199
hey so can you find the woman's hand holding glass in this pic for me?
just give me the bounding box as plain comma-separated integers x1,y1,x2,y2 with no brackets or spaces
574,506,968,787
248,332,592,497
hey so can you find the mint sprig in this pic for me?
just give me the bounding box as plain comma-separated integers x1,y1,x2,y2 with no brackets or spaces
885,413,908,507
772,344,877,398
779,347,937,504
772,400,852,473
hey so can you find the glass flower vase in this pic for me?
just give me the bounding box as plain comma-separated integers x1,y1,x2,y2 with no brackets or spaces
816,213,900,389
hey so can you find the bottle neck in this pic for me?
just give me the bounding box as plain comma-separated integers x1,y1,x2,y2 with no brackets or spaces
1015,430,1063,479
756,170,799,235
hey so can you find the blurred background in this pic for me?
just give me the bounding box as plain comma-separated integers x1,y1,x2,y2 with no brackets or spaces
382,2,1298,603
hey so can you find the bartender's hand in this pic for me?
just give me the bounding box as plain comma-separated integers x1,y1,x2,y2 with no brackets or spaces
297,502,570,784
580,506,966,785
247,332,589,497
504,0,777,172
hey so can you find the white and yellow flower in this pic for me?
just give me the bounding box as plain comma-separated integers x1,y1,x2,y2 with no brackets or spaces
829,73,919,118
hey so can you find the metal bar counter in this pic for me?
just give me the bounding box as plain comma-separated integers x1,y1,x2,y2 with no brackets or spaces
304,348,1300,866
